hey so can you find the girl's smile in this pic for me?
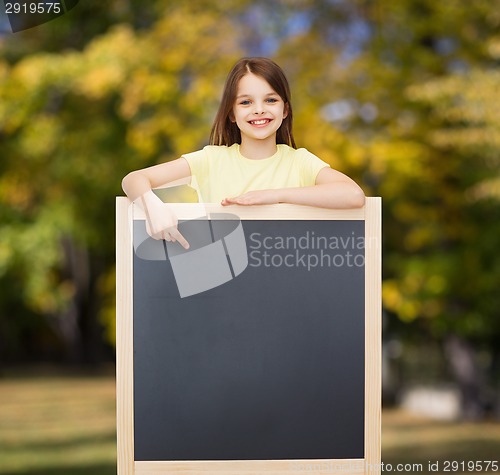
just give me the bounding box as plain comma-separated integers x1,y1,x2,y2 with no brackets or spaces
248,118,273,127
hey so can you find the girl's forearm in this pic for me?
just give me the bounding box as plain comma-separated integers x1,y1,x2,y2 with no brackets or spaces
122,158,192,202
276,183,366,209
121,171,153,202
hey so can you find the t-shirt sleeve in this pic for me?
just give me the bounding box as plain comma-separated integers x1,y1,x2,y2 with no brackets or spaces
181,147,212,201
297,148,330,186
182,147,209,182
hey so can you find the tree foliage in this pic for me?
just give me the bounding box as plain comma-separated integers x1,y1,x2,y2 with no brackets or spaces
0,2,243,361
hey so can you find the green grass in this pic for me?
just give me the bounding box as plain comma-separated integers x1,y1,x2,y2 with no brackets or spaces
382,410,500,474
0,372,499,474
0,371,117,475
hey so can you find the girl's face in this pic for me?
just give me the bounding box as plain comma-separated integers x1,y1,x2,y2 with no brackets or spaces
232,73,288,145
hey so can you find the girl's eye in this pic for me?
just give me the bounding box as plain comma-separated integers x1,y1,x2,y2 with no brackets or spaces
266,98,278,103
240,100,251,105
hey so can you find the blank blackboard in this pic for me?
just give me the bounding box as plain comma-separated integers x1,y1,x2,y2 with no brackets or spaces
116,200,381,475
133,219,364,461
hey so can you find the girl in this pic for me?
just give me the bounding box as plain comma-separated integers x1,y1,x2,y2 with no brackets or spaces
122,57,365,249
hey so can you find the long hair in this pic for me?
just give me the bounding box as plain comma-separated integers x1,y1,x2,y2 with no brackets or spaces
209,57,296,148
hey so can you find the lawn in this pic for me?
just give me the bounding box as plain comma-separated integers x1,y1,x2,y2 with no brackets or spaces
382,410,500,474
0,370,116,475
0,372,499,474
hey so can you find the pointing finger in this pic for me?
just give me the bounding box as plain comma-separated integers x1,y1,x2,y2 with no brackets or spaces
170,228,190,249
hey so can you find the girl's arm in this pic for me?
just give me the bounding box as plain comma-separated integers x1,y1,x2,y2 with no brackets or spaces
221,167,365,209
122,158,192,248
122,158,192,201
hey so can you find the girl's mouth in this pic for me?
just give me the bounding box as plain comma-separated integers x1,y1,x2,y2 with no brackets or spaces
249,119,272,127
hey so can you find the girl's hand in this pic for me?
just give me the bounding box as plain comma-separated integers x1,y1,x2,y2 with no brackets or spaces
138,191,190,249
221,189,280,206
145,209,190,250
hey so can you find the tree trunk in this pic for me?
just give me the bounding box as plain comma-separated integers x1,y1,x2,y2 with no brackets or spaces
56,236,105,365
443,334,485,420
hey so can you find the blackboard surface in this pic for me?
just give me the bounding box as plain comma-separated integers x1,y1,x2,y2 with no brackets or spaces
133,219,365,461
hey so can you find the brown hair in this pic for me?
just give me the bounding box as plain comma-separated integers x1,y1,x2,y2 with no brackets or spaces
209,57,296,148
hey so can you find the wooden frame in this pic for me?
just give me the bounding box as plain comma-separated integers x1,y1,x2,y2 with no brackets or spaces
116,198,381,475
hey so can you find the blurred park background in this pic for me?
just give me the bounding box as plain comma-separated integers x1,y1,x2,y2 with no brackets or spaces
0,0,499,473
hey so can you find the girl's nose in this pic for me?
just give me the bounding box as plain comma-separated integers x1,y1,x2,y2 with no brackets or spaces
253,103,265,114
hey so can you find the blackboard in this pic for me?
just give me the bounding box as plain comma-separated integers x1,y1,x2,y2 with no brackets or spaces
116,200,381,475
133,219,364,461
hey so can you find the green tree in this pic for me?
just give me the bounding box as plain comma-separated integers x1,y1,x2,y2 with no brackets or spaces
259,0,500,417
356,0,500,417
0,3,243,363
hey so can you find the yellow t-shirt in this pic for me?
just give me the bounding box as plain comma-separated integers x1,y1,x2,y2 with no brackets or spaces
182,143,329,203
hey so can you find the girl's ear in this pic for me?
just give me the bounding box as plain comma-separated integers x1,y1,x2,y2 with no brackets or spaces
229,111,236,123
283,102,289,119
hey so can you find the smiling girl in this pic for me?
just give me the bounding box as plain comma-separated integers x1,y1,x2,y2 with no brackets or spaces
122,57,365,248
